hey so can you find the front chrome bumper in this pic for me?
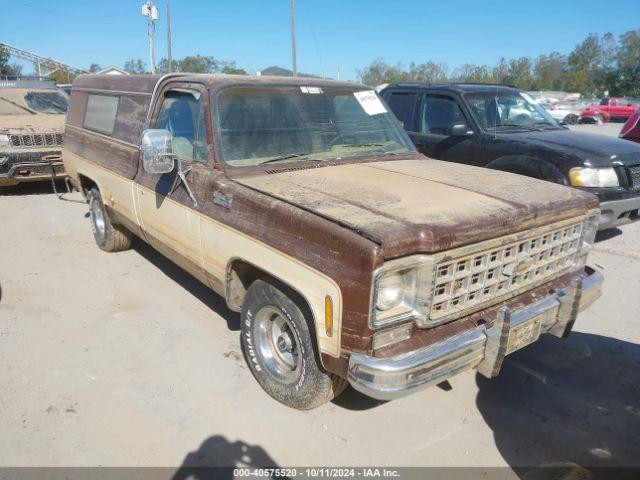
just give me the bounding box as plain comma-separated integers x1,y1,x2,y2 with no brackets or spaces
598,196,640,230
348,268,604,401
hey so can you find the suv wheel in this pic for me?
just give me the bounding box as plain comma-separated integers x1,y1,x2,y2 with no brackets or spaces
241,279,347,409
88,188,132,252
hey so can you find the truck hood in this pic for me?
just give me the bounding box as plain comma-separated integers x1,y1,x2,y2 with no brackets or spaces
233,158,597,257
0,114,65,134
505,129,640,167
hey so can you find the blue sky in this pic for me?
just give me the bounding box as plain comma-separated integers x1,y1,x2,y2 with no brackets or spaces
2,0,639,81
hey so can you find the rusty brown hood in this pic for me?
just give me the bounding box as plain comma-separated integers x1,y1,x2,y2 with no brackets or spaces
232,158,598,258
0,114,65,134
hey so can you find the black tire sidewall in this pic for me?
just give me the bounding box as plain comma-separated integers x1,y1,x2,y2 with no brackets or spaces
241,280,329,409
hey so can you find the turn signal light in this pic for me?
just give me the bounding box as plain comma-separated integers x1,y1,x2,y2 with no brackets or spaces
325,295,333,337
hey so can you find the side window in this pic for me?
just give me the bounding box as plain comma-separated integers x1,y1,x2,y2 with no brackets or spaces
156,91,209,164
385,92,418,130
84,94,119,135
420,95,467,135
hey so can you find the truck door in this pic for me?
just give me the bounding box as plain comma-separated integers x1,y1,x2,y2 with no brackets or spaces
411,93,480,163
134,83,213,284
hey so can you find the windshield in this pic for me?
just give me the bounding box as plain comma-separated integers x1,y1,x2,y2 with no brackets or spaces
24,91,69,114
465,91,559,130
215,85,415,166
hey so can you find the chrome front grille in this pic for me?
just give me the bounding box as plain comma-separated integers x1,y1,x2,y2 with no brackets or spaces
430,221,584,321
9,133,63,148
628,165,640,190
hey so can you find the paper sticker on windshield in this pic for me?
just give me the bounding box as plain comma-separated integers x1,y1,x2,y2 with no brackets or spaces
300,86,323,94
354,90,387,115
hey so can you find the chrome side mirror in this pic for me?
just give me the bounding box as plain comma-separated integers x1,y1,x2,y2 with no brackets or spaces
141,129,175,174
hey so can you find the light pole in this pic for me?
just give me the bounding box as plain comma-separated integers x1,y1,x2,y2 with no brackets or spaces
290,0,297,77
141,1,158,74
166,0,172,72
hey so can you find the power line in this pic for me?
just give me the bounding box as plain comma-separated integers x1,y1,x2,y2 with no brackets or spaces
9,0,130,18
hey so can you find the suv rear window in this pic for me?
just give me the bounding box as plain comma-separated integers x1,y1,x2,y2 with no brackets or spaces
84,94,119,135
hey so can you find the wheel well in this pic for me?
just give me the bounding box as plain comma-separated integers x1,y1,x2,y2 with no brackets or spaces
226,259,313,320
77,174,98,198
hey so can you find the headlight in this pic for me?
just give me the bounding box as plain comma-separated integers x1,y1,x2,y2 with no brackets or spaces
0,134,9,147
569,167,619,187
370,257,434,329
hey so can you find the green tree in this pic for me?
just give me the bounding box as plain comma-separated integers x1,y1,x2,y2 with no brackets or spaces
407,61,449,83
358,59,413,86
49,69,75,84
177,55,218,73
88,63,102,73
0,46,23,77
219,61,247,75
533,53,567,90
565,33,610,95
615,29,640,97
451,64,493,83
123,58,148,74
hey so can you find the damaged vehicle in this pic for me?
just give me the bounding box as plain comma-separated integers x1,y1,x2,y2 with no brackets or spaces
64,74,603,409
0,80,67,187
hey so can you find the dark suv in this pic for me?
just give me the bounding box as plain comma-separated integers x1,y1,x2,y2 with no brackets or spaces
379,83,640,230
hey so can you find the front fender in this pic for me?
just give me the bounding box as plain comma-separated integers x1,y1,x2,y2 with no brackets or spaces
486,155,568,185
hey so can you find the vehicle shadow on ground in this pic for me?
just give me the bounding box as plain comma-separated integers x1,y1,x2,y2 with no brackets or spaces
476,331,640,479
131,238,241,331
595,228,623,243
171,435,283,480
0,180,66,196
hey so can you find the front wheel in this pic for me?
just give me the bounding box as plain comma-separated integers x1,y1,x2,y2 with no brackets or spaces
241,279,347,409
88,188,132,252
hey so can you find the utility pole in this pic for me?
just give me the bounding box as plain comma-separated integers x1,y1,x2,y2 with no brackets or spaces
166,0,172,72
290,0,297,77
141,1,158,74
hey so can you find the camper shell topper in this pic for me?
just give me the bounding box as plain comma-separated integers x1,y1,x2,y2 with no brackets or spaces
63,73,603,409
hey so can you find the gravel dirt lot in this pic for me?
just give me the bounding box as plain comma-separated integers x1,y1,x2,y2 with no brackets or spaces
1,123,638,476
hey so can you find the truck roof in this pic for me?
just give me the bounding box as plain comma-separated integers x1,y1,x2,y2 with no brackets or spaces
383,82,519,93
72,73,366,95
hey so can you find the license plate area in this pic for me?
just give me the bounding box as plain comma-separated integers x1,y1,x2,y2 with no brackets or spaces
506,316,542,354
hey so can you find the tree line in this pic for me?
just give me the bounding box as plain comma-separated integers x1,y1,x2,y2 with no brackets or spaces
358,30,640,98
119,55,246,75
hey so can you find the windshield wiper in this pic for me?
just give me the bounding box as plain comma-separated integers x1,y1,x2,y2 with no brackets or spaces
335,142,385,148
259,153,320,165
532,122,560,129
491,123,542,131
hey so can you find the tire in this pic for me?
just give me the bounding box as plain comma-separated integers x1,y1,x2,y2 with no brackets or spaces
563,114,578,125
88,188,132,252
241,279,347,409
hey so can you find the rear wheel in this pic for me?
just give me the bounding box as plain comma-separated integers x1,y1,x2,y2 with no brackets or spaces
241,279,347,409
88,188,132,252
563,114,578,125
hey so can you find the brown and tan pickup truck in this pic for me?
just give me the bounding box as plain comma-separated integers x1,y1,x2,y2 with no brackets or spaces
62,73,603,409
0,80,67,186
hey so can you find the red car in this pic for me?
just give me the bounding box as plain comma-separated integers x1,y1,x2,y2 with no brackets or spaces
581,97,639,123
620,109,640,143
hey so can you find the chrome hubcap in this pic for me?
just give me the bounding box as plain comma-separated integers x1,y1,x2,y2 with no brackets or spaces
255,306,301,380
90,197,106,243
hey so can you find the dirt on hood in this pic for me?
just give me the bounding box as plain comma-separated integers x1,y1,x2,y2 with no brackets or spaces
233,158,599,257
0,114,65,134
